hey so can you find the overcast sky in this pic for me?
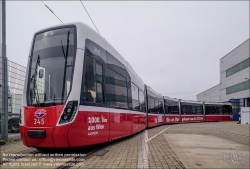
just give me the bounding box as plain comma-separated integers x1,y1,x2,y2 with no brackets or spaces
6,1,249,101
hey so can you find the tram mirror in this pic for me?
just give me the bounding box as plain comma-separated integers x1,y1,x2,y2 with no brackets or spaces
39,69,44,78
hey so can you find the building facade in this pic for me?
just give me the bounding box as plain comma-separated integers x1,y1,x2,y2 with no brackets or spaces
197,39,250,120
0,57,26,114
7,60,26,114
0,57,26,134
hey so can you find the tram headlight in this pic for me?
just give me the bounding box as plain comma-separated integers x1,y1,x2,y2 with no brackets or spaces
63,114,68,120
67,108,71,113
59,101,78,124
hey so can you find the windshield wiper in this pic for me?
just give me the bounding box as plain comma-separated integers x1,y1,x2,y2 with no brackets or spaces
39,99,62,107
31,55,41,107
61,29,71,104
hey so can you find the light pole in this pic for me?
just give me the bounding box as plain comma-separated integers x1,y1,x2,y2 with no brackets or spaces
1,0,8,142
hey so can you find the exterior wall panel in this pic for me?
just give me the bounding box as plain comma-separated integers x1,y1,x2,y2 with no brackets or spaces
197,84,221,102
221,68,250,90
221,89,250,102
220,40,249,74
197,39,250,103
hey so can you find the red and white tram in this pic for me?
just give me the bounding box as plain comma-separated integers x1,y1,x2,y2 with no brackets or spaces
164,97,232,124
20,22,148,148
19,22,233,149
204,102,232,122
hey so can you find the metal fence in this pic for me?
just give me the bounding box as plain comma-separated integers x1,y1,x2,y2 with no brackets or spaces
0,57,26,136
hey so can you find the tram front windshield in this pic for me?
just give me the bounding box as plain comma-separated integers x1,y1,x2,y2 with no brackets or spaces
27,27,75,107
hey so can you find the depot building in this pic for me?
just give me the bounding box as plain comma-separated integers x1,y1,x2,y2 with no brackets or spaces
197,39,250,120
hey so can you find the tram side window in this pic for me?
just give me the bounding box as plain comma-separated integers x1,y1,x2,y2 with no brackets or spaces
96,63,104,103
167,106,171,114
191,106,196,114
205,105,227,114
196,106,203,115
139,90,146,112
159,101,164,114
155,100,159,114
222,105,232,115
216,106,222,114
182,106,186,114
152,98,157,113
205,105,221,114
132,83,140,110
211,107,216,114
149,97,155,113
166,100,179,114
205,106,212,114
154,100,158,114
108,68,128,108
165,105,169,114
190,105,203,115
182,105,191,114
174,106,179,114
81,55,104,104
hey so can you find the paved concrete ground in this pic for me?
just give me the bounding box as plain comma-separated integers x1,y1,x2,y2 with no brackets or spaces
165,122,249,169
165,134,249,168
0,121,249,169
0,133,21,142
0,138,32,155
72,125,185,169
166,122,249,146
